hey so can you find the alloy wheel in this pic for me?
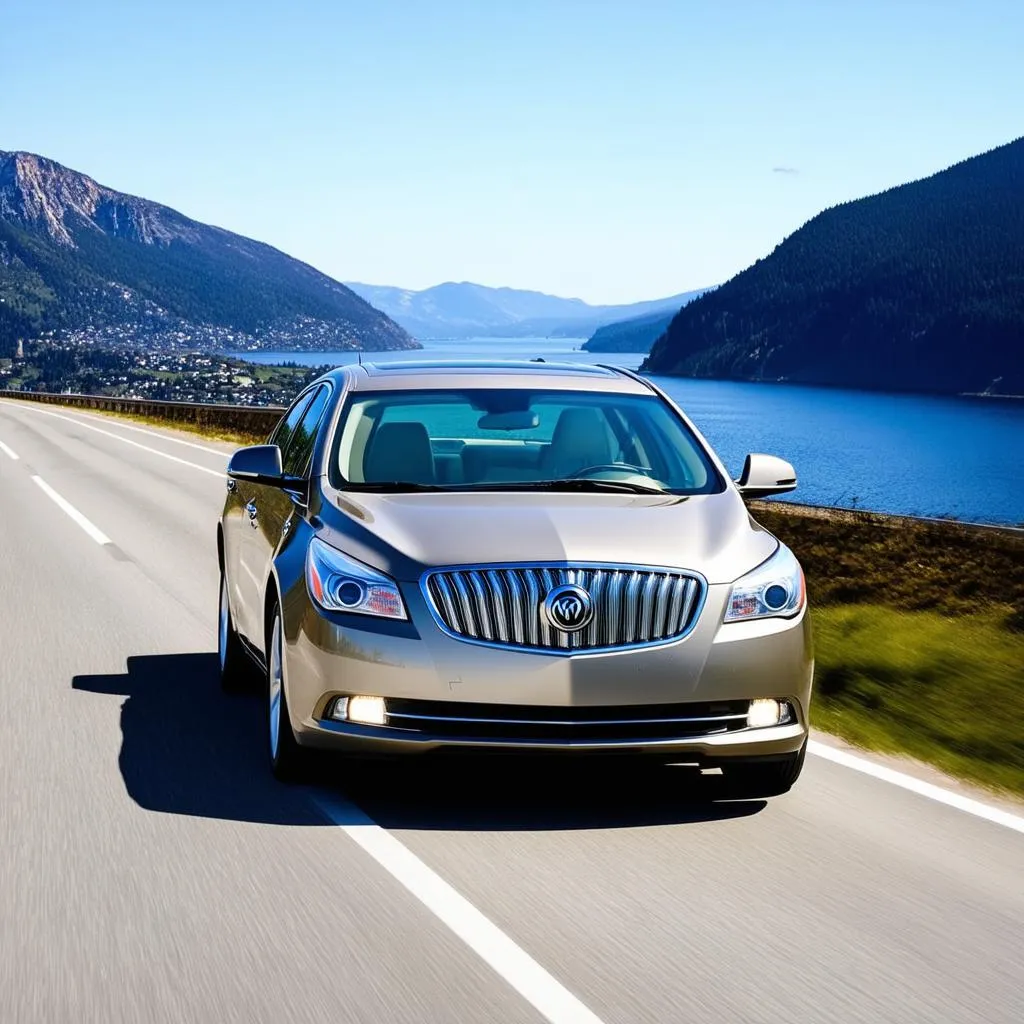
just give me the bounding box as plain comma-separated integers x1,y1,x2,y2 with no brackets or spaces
218,575,230,673
268,612,283,761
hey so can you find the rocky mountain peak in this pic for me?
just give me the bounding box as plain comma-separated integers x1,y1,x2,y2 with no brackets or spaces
0,150,194,247
0,147,417,357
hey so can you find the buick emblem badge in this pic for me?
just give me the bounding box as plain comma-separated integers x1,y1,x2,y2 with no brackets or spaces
543,584,594,633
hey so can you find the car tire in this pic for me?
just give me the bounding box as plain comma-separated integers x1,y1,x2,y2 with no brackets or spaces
219,571,253,693
266,600,308,782
722,741,807,798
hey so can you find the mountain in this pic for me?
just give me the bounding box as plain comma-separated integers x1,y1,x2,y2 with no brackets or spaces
0,151,417,356
642,138,1024,397
345,280,699,340
583,289,711,352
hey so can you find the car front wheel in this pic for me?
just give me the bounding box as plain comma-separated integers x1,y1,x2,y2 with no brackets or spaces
218,572,252,693
267,601,309,782
722,741,806,798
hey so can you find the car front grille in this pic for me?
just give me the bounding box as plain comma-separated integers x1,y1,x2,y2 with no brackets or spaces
422,564,705,652
382,698,749,744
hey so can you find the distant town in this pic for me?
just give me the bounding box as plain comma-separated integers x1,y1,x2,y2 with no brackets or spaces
0,339,328,406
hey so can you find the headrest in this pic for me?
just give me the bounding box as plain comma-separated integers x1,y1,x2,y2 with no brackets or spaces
364,422,435,484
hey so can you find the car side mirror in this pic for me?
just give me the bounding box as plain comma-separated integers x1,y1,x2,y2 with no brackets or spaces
227,444,286,486
735,453,797,498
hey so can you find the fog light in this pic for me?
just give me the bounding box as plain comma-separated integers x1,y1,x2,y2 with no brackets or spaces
347,695,387,726
747,698,783,729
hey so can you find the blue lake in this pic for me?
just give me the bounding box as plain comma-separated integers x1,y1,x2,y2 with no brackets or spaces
233,338,1024,525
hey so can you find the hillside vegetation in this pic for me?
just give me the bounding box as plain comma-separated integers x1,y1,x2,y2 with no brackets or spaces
0,151,417,356
583,310,674,353
584,289,711,353
644,138,1024,396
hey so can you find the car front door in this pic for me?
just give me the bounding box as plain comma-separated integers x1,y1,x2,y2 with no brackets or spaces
233,388,316,646
247,383,333,655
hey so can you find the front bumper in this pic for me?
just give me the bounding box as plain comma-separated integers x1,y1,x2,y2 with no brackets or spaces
281,580,813,761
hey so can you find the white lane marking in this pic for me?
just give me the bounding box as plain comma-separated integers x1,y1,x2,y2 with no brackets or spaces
7,404,225,478
808,740,1024,835
0,440,19,460
32,475,112,546
314,793,606,1024
16,405,231,455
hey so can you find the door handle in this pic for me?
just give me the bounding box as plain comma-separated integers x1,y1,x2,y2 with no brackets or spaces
246,501,258,521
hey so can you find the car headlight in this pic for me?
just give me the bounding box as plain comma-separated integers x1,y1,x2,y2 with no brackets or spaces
306,538,408,620
725,543,805,622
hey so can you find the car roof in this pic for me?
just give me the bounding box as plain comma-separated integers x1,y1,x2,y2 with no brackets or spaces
326,359,653,395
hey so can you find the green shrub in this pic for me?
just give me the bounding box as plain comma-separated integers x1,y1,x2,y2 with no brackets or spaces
812,605,1024,794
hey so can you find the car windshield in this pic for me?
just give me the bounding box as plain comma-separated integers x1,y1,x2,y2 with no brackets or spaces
330,388,723,495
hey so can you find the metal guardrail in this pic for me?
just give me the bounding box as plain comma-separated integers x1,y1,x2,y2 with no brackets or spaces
0,389,285,438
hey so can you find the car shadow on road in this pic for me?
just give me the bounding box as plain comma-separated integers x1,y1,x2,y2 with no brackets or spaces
328,760,767,831
74,652,767,831
73,652,326,826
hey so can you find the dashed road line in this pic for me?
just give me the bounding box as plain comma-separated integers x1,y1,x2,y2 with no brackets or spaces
31,475,112,546
0,440,19,460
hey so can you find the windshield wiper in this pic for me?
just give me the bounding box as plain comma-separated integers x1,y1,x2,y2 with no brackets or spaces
344,479,668,495
486,479,668,495
345,481,451,493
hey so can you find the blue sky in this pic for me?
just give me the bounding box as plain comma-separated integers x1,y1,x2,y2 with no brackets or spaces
3,1,1022,304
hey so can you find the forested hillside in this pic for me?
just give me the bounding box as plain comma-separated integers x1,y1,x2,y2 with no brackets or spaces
643,138,1024,396
583,289,710,352
0,151,417,356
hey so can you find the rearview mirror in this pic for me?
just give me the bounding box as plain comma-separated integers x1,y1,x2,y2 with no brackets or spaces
735,453,797,498
477,410,540,431
227,444,285,486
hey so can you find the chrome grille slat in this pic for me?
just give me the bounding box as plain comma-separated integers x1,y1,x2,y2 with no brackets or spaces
638,571,658,642
585,570,605,648
506,569,527,645
666,576,687,634
652,573,674,638
434,574,463,635
523,569,541,647
486,569,511,643
623,571,644,645
467,571,492,639
450,572,478,637
538,568,556,648
426,563,705,653
605,570,622,646
679,578,698,631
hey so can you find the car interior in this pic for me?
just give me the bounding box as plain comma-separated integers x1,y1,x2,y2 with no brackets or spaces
332,390,718,492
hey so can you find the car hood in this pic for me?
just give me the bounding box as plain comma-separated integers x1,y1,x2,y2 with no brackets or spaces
319,487,777,585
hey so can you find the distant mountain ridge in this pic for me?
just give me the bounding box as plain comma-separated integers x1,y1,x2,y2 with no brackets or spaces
643,137,1024,396
0,150,417,356
345,280,702,340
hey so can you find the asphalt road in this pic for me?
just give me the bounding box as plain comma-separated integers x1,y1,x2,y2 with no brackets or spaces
1,397,1021,1024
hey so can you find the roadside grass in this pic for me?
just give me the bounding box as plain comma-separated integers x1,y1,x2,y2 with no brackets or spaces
44,404,264,447
811,605,1024,796
754,504,1024,796
752,502,1024,626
